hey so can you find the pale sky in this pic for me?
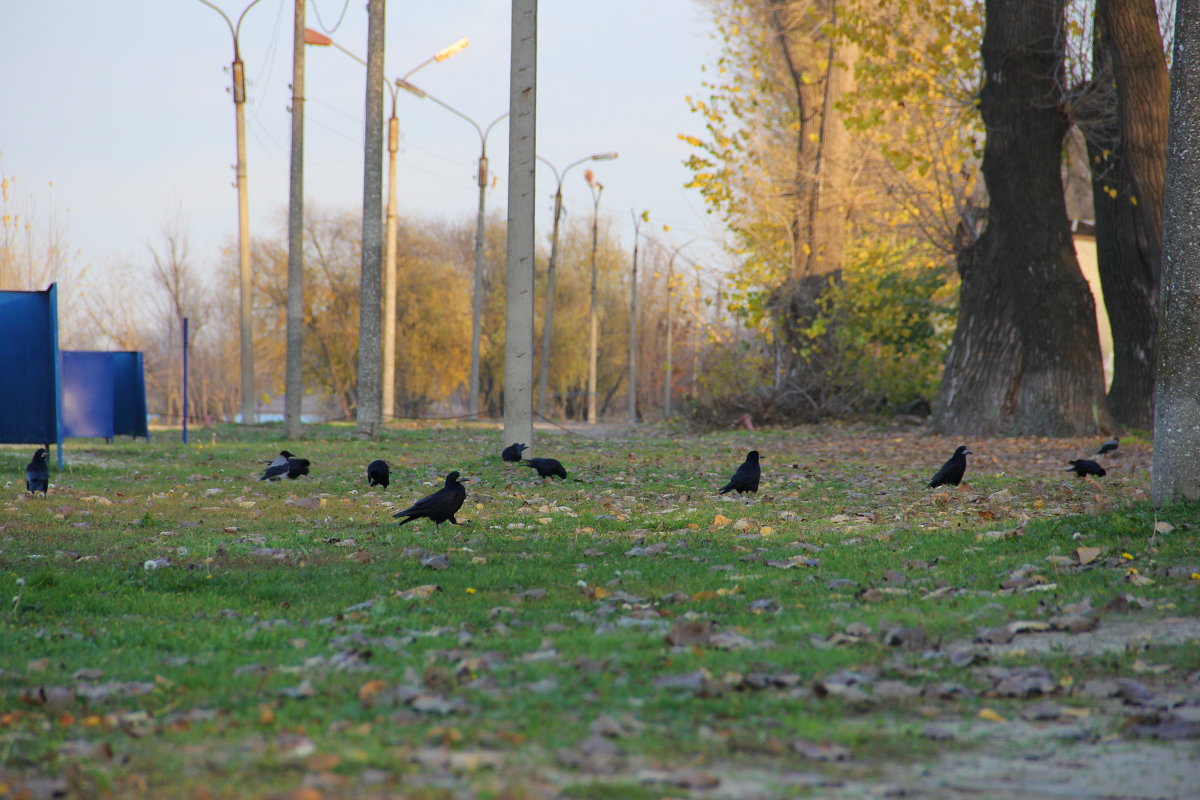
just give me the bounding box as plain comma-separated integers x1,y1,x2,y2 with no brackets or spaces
3,0,725,285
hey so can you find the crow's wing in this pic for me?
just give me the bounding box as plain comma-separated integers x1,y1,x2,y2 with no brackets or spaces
260,455,290,481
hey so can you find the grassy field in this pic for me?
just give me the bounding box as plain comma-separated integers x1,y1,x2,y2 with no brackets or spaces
1,421,1198,799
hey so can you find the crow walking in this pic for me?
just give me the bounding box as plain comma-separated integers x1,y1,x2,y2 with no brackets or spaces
25,447,49,494
719,450,761,495
502,443,528,462
367,459,390,488
1067,459,1106,478
259,450,310,481
928,446,971,488
1096,437,1120,456
521,458,567,480
393,471,469,527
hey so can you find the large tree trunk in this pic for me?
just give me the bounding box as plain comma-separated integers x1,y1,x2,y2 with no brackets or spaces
933,0,1112,436
1088,0,1168,430
1152,3,1200,506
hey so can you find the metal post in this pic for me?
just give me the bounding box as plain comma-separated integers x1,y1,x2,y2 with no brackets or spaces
182,317,190,444
284,0,305,439
504,0,537,452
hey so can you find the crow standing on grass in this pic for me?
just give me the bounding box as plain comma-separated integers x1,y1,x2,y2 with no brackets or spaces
719,450,761,495
25,447,49,494
367,459,390,487
393,471,469,527
502,443,528,462
521,458,567,480
259,450,310,481
1067,459,1107,478
1096,437,1120,456
928,446,971,488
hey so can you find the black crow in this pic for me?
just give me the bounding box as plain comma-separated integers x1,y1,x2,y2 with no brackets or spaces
502,442,528,462
719,450,761,494
25,447,49,494
928,446,971,488
259,450,310,481
367,459,390,488
1096,436,1120,456
393,471,469,526
521,458,567,480
1067,459,1106,478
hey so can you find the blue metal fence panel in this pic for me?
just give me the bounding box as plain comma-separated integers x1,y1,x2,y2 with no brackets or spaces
61,351,116,439
111,351,149,439
0,286,60,449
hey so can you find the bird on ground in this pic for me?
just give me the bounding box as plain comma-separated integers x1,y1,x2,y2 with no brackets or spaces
1096,436,1120,456
392,471,469,527
259,450,310,481
521,457,567,480
719,450,761,494
25,447,49,494
928,446,971,488
1067,459,1107,478
502,443,529,462
367,459,390,488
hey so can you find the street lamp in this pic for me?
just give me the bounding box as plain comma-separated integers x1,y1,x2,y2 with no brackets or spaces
196,0,263,424
397,79,507,420
584,171,604,424
533,152,618,420
628,210,649,424
307,30,469,420
663,239,695,420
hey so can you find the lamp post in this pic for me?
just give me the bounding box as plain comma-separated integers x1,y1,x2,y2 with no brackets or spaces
533,152,617,419
307,31,469,420
397,80,506,420
196,0,263,424
628,210,648,424
584,172,604,424
663,239,695,420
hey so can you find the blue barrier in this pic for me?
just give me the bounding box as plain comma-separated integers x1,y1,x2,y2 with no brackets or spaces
0,285,62,464
62,351,149,440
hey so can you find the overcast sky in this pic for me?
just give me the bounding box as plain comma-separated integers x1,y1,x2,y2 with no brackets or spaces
3,0,726,286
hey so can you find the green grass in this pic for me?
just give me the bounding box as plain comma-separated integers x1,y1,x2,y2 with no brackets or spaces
1,422,1196,798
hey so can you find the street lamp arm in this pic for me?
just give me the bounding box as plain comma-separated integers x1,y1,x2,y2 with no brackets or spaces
535,155,563,187
195,0,263,57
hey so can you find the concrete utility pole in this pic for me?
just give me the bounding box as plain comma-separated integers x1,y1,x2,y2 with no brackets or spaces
306,33,468,423
395,80,504,420
663,240,694,420
534,153,617,420
196,0,262,424
504,0,537,452
628,210,646,424
585,173,604,424
284,0,306,439
1153,3,1200,506
355,0,385,439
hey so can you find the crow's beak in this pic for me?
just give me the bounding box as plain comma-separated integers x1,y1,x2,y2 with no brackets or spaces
460,477,472,482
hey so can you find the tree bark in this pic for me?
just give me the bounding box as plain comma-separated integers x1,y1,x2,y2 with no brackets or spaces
1152,4,1200,506
1088,0,1168,430
933,0,1113,436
